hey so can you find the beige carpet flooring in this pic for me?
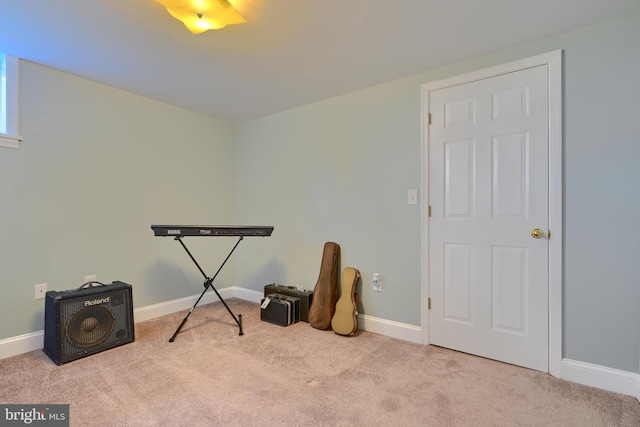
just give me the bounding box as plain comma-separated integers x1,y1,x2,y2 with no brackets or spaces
1,298,639,426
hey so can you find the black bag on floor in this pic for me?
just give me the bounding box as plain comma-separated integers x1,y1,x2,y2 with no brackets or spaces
264,284,313,322
260,293,300,326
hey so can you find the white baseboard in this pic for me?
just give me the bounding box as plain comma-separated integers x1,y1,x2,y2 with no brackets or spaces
1,287,638,401
133,287,235,323
357,313,422,344
231,287,262,304
0,331,44,361
560,358,640,400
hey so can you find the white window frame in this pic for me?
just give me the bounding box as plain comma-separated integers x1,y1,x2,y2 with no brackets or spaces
1,54,22,149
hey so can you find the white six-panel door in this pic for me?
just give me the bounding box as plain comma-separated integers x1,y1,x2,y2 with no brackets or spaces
426,64,550,371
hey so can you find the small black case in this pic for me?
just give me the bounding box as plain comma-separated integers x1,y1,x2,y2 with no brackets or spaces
260,293,300,326
264,284,313,322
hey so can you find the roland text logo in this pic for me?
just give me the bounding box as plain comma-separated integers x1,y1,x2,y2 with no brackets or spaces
85,297,110,307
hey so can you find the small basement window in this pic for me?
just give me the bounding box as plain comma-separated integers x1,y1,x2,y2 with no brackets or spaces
0,52,21,149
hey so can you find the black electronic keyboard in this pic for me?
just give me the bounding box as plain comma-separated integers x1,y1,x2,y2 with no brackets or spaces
150,224,274,341
151,225,274,237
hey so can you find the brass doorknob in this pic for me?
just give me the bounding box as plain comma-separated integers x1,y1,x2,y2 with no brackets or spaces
531,228,545,239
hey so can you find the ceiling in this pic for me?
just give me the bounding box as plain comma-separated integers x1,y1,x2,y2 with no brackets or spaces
1,0,639,123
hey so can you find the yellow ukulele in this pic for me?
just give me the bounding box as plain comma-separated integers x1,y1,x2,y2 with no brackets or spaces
331,267,360,336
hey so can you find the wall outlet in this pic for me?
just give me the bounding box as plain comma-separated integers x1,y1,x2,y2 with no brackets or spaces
372,273,382,292
35,283,47,300
84,275,97,284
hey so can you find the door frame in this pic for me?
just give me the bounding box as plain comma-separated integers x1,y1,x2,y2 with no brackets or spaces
420,50,563,376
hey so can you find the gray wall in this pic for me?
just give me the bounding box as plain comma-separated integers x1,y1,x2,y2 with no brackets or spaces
0,61,236,340
1,14,638,374
233,14,640,372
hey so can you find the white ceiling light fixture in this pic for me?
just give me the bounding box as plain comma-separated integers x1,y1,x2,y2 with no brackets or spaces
155,0,246,34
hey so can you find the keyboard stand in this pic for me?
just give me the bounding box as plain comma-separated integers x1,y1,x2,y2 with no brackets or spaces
168,235,244,342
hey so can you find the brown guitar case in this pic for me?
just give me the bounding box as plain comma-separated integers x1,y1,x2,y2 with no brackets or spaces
308,242,340,330
331,267,360,336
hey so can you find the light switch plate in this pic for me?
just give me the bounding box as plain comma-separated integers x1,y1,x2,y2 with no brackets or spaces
408,189,418,205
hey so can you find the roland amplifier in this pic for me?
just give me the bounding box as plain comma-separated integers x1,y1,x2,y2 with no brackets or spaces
44,281,134,365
